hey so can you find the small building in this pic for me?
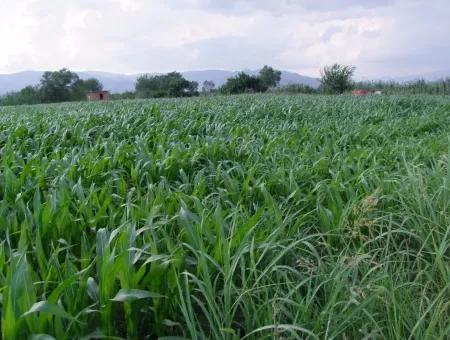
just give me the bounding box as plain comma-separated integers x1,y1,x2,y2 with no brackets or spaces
87,90,110,101
352,89,371,96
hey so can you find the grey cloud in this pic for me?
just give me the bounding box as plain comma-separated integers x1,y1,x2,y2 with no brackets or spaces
183,36,285,70
1,0,449,78
114,35,286,72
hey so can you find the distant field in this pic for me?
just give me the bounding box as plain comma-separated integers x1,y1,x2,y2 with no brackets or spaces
0,94,449,339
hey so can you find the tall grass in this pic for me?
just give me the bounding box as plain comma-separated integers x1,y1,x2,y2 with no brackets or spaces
355,79,450,95
0,94,449,339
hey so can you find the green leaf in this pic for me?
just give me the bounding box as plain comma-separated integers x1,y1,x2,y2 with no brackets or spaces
86,277,99,302
22,301,76,321
110,289,164,302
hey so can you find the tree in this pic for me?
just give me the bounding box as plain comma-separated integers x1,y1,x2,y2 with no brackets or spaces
70,79,88,101
220,73,267,94
259,65,281,88
0,86,41,106
83,78,103,92
18,86,41,104
70,78,104,101
0,69,103,105
39,68,81,103
202,80,215,93
135,72,198,98
320,64,355,94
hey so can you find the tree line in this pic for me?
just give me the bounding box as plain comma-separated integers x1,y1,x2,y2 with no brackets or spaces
0,69,103,106
127,65,282,98
353,78,450,95
276,64,450,95
0,66,284,105
2,64,449,106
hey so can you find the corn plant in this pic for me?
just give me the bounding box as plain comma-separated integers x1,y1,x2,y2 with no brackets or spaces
0,94,449,339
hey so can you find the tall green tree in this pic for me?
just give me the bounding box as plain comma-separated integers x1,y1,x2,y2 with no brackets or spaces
258,65,281,88
39,68,81,103
320,64,355,94
71,78,104,101
83,78,103,92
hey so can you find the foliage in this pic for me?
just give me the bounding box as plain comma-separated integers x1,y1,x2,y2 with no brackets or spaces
220,72,268,94
0,86,41,106
258,65,282,88
220,66,282,94
320,63,355,94
201,80,216,93
0,94,449,339
110,91,137,100
71,78,104,101
83,78,103,92
135,72,198,98
0,69,104,105
39,68,83,102
275,83,318,94
355,78,450,95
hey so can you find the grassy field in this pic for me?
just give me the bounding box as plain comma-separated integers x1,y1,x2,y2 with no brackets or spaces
0,94,449,339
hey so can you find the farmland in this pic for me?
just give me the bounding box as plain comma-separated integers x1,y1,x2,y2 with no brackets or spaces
0,94,449,339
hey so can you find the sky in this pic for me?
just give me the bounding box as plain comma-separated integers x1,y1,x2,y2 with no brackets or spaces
0,0,449,78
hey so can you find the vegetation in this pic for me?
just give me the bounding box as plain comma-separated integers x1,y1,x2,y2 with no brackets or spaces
40,69,102,103
220,66,282,94
0,68,103,106
0,94,449,339
110,91,137,100
275,77,450,96
220,72,267,94
2,65,449,106
0,86,42,106
320,64,355,94
135,72,198,98
201,80,216,93
355,78,450,95
258,65,282,89
275,83,318,94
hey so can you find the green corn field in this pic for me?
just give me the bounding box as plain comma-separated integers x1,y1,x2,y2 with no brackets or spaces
0,94,449,339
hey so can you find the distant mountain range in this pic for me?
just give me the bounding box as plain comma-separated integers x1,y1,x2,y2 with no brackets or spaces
0,69,320,95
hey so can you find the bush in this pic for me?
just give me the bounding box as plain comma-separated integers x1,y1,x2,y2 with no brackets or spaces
220,72,268,94
110,91,136,100
135,72,198,98
0,86,41,106
276,84,318,94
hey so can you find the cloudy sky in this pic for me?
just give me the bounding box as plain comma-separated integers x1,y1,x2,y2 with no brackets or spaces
0,0,449,78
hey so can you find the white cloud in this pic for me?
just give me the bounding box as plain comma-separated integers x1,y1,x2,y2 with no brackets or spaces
0,0,448,77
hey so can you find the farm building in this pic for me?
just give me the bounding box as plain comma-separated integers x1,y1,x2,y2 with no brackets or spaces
87,90,110,101
352,89,371,96
352,89,383,96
